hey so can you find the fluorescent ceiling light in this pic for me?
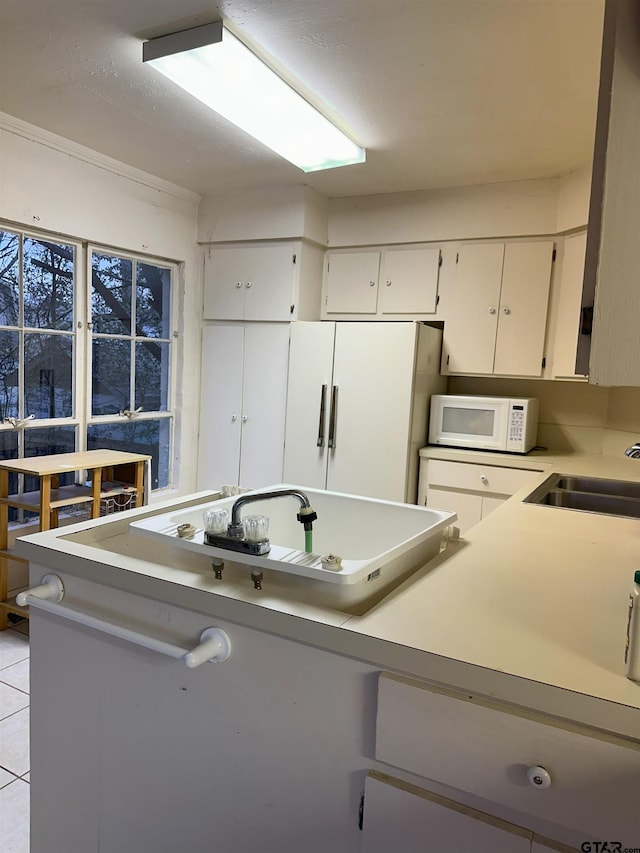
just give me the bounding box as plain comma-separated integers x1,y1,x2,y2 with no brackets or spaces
143,22,365,173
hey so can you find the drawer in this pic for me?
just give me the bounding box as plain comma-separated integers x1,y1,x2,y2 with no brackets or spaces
426,459,538,495
375,673,640,845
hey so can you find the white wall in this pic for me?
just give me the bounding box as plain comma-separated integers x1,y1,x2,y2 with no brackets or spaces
0,112,202,497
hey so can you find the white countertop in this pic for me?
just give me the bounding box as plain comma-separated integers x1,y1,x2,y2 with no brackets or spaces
16,450,640,739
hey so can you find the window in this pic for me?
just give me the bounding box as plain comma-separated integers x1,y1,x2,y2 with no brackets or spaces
0,226,176,496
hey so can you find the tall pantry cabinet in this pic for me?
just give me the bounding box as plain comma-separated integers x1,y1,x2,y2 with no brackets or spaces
197,323,290,491
283,322,445,503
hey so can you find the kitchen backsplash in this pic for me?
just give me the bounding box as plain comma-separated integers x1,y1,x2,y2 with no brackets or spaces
447,377,640,456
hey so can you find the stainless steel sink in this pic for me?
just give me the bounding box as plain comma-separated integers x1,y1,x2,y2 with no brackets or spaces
524,473,640,519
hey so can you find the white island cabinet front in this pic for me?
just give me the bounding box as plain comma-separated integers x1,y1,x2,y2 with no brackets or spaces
16,480,640,853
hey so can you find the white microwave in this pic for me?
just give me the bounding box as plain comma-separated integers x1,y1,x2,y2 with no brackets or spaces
429,395,539,454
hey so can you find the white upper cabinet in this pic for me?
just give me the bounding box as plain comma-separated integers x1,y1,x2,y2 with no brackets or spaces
322,246,441,318
442,240,554,377
323,251,380,314
203,241,323,322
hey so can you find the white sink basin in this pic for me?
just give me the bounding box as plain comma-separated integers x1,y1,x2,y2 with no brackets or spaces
130,484,456,612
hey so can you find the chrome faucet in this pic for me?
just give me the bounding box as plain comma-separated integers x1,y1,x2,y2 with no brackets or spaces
625,443,640,459
204,488,317,556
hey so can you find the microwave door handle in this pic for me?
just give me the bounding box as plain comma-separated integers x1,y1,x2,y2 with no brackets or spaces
328,385,338,449
316,384,327,447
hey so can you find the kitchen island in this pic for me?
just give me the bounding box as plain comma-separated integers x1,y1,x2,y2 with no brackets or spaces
15,453,640,853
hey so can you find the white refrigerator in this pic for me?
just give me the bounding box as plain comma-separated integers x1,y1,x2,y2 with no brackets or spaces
283,322,445,503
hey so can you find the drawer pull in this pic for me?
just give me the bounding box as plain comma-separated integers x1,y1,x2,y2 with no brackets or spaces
526,765,552,789
480,475,488,483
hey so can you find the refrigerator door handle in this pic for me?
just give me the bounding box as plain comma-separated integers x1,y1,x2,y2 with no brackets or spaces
328,385,338,449
316,384,327,447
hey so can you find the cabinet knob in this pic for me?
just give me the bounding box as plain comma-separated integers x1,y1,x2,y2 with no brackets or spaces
236,281,242,289
385,280,392,286
503,307,511,315
488,307,496,315
231,414,238,422
246,281,252,289
369,280,376,287
242,415,248,423
526,766,552,789
480,475,488,483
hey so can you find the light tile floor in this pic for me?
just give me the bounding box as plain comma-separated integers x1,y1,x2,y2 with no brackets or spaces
0,620,30,853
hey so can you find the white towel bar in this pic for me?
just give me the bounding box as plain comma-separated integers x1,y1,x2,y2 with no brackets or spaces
17,576,231,667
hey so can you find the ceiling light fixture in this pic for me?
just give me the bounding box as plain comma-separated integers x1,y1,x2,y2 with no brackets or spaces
143,21,365,173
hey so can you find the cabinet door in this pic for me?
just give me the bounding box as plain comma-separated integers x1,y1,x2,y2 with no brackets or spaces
283,322,335,489
238,324,290,489
442,243,504,374
551,233,587,379
202,248,246,320
327,323,416,501
244,245,295,322
493,242,554,376
426,487,482,535
197,325,243,489
481,495,506,519
361,775,532,853
324,252,380,314
379,248,440,314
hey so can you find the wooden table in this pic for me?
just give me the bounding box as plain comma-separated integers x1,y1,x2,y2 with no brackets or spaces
0,449,151,628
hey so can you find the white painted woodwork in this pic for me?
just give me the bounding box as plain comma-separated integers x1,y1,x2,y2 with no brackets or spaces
361,774,532,853
420,460,540,534
551,233,588,379
493,241,554,376
585,0,640,386
426,486,482,534
324,251,380,314
379,248,440,314
197,324,244,488
282,322,336,489
443,241,553,377
202,246,246,320
425,460,538,495
197,323,289,490
375,674,640,843
28,582,376,853
237,324,290,488
443,242,504,374
203,244,296,321
283,323,444,503
244,244,297,321
323,247,441,318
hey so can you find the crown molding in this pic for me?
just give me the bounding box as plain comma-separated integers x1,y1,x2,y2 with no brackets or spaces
0,111,201,204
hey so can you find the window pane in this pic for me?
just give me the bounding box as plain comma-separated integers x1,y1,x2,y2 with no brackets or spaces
24,333,73,419
135,341,169,412
91,253,132,335
88,419,170,489
24,426,77,491
92,338,131,415
0,231,19,327
0,330,19,421
136,263,171,339
23,238,74,331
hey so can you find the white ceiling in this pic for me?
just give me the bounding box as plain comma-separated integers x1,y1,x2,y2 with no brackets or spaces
0,0,604,199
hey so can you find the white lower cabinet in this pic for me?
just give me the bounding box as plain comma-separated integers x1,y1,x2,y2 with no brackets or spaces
197,323,290,490
361,773,533,853
418,458,540,534
375,673,640,849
